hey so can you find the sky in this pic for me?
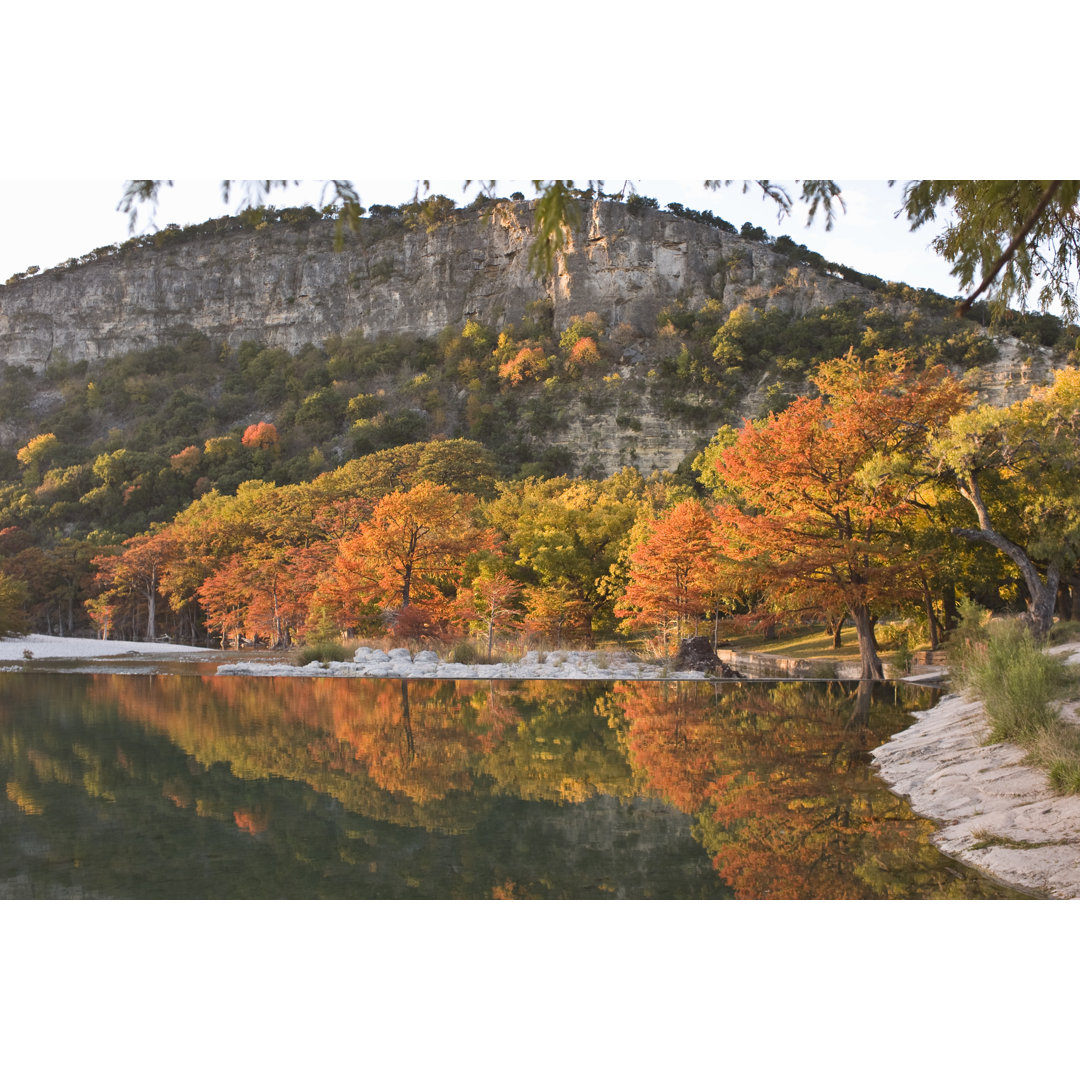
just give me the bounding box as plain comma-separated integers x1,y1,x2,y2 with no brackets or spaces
0,177,964,300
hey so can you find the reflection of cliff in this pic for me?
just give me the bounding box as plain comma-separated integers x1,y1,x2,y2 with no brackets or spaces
613,681,1021,899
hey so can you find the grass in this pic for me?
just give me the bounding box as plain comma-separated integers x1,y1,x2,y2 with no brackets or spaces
969,829,1061,852
718,626,861,660
295,641,352,665
950,614,1080,794
716,625,868,662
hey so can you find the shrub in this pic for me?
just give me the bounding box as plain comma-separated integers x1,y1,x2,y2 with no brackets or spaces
449,640,480,664
295,641,351,665
499,346,550,385
952,616,1075,744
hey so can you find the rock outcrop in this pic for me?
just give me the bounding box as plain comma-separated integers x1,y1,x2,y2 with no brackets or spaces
0,199,1067,477
0,200,861,373
674,636,742,677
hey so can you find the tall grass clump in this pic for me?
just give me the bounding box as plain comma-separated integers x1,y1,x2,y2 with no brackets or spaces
948,602,1080,792
296,641,351,665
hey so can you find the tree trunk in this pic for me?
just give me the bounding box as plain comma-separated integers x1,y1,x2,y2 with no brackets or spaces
942,583,958,632
1058,582,1070,619
849,603,884,681
956,474,1060,637
921,579,941,650
829,614,845,649
848,679,874,728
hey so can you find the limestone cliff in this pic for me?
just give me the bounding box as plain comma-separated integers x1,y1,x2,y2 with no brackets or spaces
0,198,1067,478
0,200,863,371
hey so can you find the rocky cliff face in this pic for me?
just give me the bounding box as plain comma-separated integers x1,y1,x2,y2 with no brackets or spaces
0,199,1066,478
0,200,864,371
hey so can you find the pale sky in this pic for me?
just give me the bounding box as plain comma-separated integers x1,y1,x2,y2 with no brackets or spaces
0,178,964,300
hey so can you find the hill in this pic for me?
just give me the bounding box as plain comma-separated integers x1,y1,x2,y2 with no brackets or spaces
1,193,1074,488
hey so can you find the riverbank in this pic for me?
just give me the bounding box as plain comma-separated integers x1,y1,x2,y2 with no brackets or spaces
872,641,1080,899
0,633,211,663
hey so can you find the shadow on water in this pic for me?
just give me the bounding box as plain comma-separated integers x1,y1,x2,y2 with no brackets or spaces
0,672,1030,899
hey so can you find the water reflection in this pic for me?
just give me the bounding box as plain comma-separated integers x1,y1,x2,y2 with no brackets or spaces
0,673,1027,899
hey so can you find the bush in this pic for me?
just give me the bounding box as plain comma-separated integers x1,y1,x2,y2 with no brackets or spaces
295,641,351,665
449,640,480,664
952,618,1065,741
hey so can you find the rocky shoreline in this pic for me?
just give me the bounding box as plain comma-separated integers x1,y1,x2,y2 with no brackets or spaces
872,644,1080,899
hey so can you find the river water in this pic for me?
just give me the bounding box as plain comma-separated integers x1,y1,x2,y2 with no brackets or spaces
0,670,1029,899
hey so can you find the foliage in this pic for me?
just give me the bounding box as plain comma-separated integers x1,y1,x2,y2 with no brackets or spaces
930,366,1080,635
0,570,29,637
241,422,279,450
705,350,969,679
901,180,1080,320
613,499,731,642
485,470,650,638
331,481,497,615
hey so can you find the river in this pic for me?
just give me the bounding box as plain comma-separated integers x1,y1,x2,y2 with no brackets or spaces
0,669,1030,898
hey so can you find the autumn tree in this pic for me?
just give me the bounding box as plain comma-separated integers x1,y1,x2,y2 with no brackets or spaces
88,526,178,640
241,421,279,451
468,569,522,660
0,570,29,638
16,433,60,486
332,481,497,622
520,584,592,647
485,470,648,638
704,350,968,680
614,498,730,645
498,346,551,386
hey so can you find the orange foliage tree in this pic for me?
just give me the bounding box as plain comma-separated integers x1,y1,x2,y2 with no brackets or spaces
498,346,550,386
241,422,279,450
88,526,178,640
565,336,601,376
706,351,968,679
614,498,730,645
331,481,498,624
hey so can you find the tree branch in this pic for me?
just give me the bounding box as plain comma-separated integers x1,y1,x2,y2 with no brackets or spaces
956,180,1063,317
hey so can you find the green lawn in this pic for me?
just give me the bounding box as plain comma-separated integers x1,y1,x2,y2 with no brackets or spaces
716,625,875,662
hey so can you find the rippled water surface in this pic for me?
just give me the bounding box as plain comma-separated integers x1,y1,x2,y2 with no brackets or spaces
0,672,1028,898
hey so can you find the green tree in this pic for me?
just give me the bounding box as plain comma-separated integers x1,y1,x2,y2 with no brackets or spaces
930,366,1080,635
0,570,29,637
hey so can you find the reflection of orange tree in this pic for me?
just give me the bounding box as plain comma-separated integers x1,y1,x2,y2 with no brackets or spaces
607,682,727,815
612,680,1004,899
91,675,496,832
330,680,497,804
100,675,636,830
